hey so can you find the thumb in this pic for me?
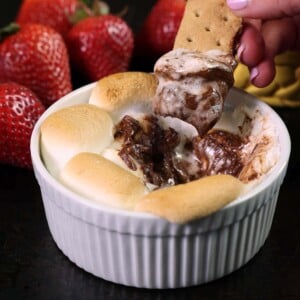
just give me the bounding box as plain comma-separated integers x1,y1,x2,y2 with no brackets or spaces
226,0,300,19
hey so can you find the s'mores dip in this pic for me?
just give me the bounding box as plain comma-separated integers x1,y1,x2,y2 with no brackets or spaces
31,80,290,288
38,71,280,224
30,0,290,289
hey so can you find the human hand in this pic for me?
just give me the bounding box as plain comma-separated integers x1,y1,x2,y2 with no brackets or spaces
227,0,300,87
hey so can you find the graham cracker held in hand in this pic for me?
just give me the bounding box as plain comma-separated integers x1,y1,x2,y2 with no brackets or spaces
174,0,242,54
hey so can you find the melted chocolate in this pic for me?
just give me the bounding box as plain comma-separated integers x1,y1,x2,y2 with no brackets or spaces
114,115,190,187
114,115,246,188
193,130,244,177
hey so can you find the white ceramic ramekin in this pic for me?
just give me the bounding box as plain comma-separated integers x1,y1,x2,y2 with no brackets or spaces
30,84,290,289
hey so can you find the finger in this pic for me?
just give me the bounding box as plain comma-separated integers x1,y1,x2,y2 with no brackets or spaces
227,0,300,19
237,23,265,67
261,18,298,57
249,57,276,88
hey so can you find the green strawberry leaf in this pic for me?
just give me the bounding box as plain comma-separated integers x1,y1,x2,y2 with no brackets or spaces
0,23,20,42
70,0,110,24
69,8,90,24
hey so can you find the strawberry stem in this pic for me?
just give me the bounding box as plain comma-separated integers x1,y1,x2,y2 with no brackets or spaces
93,1,110,16
116,5,129,18
70,0,110,24
0,22,20,42
79,0,109,13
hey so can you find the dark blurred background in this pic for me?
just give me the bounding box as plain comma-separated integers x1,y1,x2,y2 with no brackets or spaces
0,0,156,29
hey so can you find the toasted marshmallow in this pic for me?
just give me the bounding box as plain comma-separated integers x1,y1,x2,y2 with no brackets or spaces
40,104,114,177
89,72,157,122
60,153,147,210
135,174,244,223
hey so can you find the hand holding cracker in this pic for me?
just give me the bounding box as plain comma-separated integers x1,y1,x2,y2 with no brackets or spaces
227,0,300,87
153,0,242,136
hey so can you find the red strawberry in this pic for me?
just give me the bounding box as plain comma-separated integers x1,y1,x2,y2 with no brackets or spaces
66,14,134,82
16,0,79,39
135,0,186,58
0,23,72,107
0,82,45,169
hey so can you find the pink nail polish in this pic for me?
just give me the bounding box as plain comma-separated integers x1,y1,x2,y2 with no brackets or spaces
237,44,245,61
227,0,248,10
250,67,259,82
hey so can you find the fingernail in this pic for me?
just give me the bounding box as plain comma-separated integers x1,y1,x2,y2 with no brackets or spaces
250,67,259,82
227,0,248,10
237,44,245,61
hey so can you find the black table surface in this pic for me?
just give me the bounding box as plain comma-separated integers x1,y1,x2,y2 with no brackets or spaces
1,1,300,299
